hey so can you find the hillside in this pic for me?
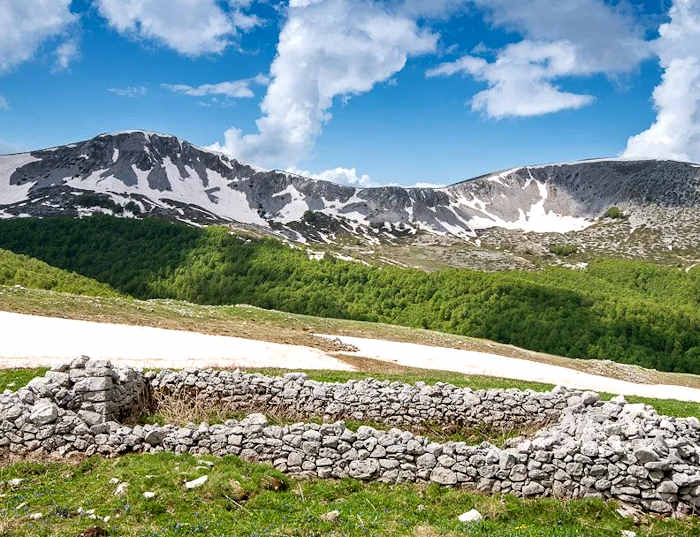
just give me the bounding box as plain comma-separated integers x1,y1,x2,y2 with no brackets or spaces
0,248,120,297
1,131,700,270
0,215,697,374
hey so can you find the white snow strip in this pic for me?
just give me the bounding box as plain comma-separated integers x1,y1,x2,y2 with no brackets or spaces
3,310,698,402
0,312,354,371
318,335,700,403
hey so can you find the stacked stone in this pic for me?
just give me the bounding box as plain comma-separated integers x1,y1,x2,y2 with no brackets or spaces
0,357,150,455
536,394,700,515
78,399,700,515
2,360,700,516
150,369,571,430
31,356,150,424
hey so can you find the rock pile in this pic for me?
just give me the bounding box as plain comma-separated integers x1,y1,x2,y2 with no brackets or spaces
2,359,699,516
0,356,149,455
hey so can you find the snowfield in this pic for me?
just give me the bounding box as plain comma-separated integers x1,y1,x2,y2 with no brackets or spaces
322,335,700,403
2,311,700,403
0,312,354,371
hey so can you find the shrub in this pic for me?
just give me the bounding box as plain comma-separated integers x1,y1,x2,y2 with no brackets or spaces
548,244,578,256
75,193,123,214
603,207,624,219
125,201,142,215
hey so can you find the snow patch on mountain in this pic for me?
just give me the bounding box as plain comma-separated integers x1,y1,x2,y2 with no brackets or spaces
1,131,699,246
0,154,40,205
273,184,309,223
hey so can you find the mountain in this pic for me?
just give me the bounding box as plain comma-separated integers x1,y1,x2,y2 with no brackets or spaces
1,131,699,268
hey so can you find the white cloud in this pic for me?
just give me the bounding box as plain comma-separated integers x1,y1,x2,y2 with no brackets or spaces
210,0,438,167
428,41,596,117
163,74,268,98
108,86,148,97
427,0,652,118
0,0,77,73
96,0,261,56
623,0,700,162
0,96,9,110
54,38,80,71
290,166,375,187
232,9,264,31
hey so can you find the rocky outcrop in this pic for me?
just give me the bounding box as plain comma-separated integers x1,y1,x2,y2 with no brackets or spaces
1,360,699,516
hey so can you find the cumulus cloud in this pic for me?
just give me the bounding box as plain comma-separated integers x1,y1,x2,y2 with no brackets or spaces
210,0,438,167
54,38,80,71
0,96,9,110
291,166,375,187
96,0,262,56
427,0,651,118
108,86,148,97
163,74,268,99
427,41,596,117
623,0,700,162
0,0,77,73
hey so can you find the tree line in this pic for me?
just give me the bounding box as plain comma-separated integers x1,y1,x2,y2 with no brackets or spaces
0,215,697,374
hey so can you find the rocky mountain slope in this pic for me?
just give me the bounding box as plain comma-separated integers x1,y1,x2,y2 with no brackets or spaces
1,131,699,268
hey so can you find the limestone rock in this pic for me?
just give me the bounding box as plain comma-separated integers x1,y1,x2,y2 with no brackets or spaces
185,475,208,489
458,509,483,523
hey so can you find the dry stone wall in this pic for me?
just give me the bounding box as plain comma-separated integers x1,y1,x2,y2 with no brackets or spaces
150,368,570,430
2,359,699,517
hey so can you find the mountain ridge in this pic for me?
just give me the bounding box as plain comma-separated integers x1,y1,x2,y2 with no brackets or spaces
1,131,699,265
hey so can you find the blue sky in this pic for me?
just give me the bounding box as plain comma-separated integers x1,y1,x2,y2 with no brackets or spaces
1,1,699,186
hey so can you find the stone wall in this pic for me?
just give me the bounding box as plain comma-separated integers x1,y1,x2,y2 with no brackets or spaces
3,356,149,431
2,359,699,516
150,368,570,430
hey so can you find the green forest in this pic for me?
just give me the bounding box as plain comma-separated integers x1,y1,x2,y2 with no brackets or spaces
0,215,697,374
0,248,120,297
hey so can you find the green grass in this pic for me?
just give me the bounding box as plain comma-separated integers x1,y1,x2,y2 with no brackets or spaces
0,368,47,393
2,453,698,537
622,396,700,419
603,207,625,219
